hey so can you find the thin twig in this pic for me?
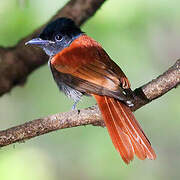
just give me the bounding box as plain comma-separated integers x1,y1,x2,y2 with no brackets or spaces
0,59,179,147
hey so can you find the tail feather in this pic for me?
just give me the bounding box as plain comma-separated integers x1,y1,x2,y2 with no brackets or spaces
93,94,156,164
99,96,134,163
111,98,147,160
117,101,156,159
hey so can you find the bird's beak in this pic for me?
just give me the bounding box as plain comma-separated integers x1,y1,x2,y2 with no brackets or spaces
25,38,54,46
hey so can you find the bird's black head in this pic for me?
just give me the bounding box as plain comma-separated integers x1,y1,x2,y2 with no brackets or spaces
26,17,83,57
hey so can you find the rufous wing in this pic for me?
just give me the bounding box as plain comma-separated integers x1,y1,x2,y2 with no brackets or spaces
51,34,131,92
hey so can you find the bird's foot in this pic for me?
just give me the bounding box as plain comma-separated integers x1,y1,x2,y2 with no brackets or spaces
72,101,79,110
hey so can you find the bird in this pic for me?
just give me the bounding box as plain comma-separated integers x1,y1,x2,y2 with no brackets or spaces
26,17,156,164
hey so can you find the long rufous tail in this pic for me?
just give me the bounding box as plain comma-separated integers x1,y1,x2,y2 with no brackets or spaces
93,94,156,164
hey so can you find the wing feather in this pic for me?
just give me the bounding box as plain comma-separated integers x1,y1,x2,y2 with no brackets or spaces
51,35,130,91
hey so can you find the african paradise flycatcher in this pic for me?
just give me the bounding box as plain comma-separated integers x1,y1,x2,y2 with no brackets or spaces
26,17,156,164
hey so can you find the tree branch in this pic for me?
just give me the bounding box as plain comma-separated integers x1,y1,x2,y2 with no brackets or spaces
0,0,106,96
131,59,180,111
0,59,179,147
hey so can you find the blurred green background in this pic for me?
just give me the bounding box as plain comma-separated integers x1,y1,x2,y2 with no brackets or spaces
0,0,180,179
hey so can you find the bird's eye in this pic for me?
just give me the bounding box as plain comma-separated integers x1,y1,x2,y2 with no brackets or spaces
55,34,63,41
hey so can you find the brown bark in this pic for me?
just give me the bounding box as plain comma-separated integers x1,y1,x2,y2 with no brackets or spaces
132,59,180,111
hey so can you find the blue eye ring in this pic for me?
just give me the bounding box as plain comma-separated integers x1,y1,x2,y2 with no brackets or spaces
55,34,63,41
